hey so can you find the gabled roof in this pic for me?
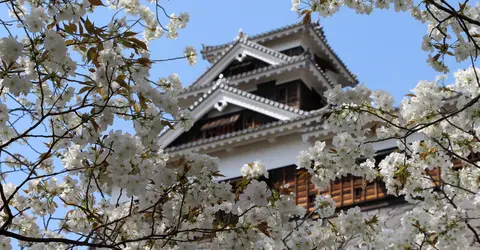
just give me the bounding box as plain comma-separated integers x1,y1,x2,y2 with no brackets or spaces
178,55,333,98
164,108,329,154
160,82,309,149
201,22,310,58
307,24,357,84
187,82,308,116
209,38,292,65
178,53,343,100
188,38,291,90
201,22,357,84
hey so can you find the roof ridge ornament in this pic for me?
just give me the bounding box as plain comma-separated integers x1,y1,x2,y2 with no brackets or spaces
214,74,225,87
233,28,248,42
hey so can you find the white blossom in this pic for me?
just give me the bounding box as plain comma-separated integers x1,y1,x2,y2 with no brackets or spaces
241,160,269,179
0,36,23,63
184,46,197,66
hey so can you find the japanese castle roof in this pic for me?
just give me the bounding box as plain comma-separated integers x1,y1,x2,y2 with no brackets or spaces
160,22,360,153
198,22,357,85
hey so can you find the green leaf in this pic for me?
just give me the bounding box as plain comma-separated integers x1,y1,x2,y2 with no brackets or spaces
40,152,53,160
47,21,57,30
120,39,134,49
84,18,95,33
97,88,106,99
79,22,84,35
128,38,148,51
86,47,97,63
88,0,105,6
78,86,92,94
123,31,137,37
117,74,127,81
115,75,130,90
90,118,100,132
70,23,77,33
133,103,140,113
64,23,74,34
137,58,152,67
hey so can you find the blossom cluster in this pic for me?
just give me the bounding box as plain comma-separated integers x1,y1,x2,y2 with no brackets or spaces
241,160,269,179
295,65,480,248
0,0,203,247
0,0,478,248
292,2,480,243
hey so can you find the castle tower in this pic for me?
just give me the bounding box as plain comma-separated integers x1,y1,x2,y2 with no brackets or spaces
159,22,407,212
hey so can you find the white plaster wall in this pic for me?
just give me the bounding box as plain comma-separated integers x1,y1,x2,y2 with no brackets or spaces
211,132,426,180
210,134,310,180
370,132,424,152
261,36,308,52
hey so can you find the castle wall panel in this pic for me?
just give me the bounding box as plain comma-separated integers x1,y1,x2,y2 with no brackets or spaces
211,134,311,180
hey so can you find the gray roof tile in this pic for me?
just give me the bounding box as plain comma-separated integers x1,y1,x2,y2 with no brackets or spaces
187,82,308,116
165,108,327,152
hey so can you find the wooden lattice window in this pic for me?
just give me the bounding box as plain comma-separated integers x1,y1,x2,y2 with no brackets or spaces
201,114,240,139
276,83,299,108
244,114,257,129
226,152,480,215
226,165,390,214
314,175,388,211
280,46,305,57
266,164,390,213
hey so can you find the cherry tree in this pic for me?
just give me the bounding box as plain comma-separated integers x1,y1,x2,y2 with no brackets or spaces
291,0,480,248
0,0,479,248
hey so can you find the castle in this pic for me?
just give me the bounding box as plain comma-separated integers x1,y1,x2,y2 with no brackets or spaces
159,22,418,214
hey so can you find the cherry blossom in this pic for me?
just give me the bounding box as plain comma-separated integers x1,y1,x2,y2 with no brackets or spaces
0,0,477,248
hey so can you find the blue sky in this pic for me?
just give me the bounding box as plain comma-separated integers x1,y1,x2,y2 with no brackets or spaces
0,1,472,247
149,0,468,103
0,1,468,103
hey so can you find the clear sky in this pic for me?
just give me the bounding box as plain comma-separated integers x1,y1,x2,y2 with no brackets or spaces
150,0,469,104
0,2,472,247
0,1,469,103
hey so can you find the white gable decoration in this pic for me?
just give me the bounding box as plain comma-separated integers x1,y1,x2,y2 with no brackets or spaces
190,39,291,88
